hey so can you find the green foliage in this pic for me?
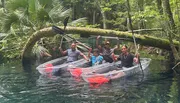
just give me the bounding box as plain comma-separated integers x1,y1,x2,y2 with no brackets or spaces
37,8,50,22
6,0,28,11
0,0,88,59
1,13,19,32
0,0,180,60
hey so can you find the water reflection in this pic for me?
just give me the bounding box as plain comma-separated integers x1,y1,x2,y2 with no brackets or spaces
0,60,179,103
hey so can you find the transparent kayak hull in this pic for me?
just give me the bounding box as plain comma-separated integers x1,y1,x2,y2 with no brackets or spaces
69,61,121,77
81,58,151,84
36,56,89,76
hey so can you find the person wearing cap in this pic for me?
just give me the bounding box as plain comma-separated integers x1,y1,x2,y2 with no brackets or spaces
88,48,103,66
96,35,119,63
59,42,89,62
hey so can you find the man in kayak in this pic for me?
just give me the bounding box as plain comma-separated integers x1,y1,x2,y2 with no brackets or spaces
105,45,139,80
59,42,89,62
89,45,139,81
88,48,104,66
96,35,119,63
116,45,138,68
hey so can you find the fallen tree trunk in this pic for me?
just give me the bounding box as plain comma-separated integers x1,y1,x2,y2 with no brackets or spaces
21,26,180,60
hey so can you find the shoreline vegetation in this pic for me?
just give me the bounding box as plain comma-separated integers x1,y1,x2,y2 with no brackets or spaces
0,0,179,71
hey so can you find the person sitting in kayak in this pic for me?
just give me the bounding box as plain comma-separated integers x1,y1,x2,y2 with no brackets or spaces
84,45,139,82
116,45,138,68
88,48,103,66
96,35,119,63
59,42,89,62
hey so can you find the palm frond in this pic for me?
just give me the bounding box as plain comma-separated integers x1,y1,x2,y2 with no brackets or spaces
59,9,72,18
77,45,89,52
37,8,50,22
69,17,88,26
7,0,28,11
48,2,71,23
1,13,19,32
32,43,49,58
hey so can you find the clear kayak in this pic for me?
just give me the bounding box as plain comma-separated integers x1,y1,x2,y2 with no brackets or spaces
69,61,121,78
36,56,90,76
81,58,151,84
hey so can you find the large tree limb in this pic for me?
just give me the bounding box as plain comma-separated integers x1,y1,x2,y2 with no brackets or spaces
21,26,180,59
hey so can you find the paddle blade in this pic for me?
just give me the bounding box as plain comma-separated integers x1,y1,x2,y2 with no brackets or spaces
87,76,110,84
63,16,69,30
52,25,65,35
45,63,53,73
70,68,83,77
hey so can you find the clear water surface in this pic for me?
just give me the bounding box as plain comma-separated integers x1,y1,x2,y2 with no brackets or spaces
0,60,179,103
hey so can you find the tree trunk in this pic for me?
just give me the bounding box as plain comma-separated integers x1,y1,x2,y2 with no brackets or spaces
101,11,107,29
72,3,76,20
96,0,107,29
1,0,4,8
162,0,180,61
175,0,180,55
137,0,146,30
156,0,163,15
21,26,180,60
93,11,96,25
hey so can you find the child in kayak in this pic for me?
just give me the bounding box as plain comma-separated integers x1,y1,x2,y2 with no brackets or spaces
88,48,103,66
68,48,103,77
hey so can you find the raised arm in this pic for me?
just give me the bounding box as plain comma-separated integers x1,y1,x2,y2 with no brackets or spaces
96,35,102,50
133,53,139,63
116,37,120,50
80,52,89,61
59,47,67,55
87,48,92,58
43,52,52,57
112,37,120,52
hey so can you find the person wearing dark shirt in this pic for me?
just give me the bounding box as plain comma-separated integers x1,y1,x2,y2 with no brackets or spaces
96,35,119,63
117,45,138,68
105,45,138,80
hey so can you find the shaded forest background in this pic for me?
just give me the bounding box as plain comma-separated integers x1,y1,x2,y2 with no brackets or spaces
0,0,179,63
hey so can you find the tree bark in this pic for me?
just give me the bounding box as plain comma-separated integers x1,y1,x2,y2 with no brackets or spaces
101,11,107,29
96,0,107,29
93,11,96,25
162,0,180,61
21,26,180,60
156,0,163,15
1,0,4,8
137,0,146,30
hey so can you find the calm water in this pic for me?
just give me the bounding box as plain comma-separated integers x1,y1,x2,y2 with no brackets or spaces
0,60,179,103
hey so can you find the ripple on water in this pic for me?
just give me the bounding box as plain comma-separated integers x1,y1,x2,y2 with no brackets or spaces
0,60,180,103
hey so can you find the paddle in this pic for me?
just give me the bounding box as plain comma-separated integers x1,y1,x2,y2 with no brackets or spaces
52,25,91,50
172,62,180,75
63,16,69,30
126,0,143,73
59,16,70,48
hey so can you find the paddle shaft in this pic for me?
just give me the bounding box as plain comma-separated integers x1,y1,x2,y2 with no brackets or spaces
63,16,90,50
59,36,64,48
53,25,91,50
64,34,91,50
126,0,143,71
89,36,132,41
